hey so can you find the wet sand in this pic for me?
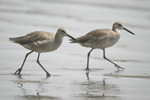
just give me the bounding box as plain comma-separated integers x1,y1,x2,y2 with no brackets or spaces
0,0,150,100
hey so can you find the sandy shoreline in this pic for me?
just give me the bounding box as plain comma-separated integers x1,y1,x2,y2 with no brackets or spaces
0,0,150,100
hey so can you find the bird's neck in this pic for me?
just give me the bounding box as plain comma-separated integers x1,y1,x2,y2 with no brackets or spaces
112,27,121,35
54,33,63,47
112,26,117,32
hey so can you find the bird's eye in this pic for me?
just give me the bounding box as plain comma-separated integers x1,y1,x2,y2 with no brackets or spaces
118,24,122,27
61,30,65,33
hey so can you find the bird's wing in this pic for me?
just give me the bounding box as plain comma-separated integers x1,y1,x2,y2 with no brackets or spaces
9,31,54,45
77,29,110,43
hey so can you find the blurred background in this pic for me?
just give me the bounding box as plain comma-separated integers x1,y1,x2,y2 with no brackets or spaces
0,0,150,100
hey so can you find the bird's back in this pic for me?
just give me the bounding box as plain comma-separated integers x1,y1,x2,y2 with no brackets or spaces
9,31,55,45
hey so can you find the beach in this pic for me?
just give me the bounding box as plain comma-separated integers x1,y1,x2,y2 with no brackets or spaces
0,0,150,100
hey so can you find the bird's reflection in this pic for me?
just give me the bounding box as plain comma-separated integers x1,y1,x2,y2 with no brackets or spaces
86,71,90,80
14,74,23,79
14,75,60,100
115,69,124,74
73,71,121,99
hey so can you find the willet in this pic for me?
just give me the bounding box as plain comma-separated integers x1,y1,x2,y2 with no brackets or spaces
9,28,77,76
70,22,135,70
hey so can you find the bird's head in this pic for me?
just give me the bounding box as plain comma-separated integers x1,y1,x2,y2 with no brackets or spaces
57,28,77,41
113,22,135,35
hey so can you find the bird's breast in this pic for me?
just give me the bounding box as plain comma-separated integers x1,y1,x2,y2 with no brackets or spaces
94,34,120,49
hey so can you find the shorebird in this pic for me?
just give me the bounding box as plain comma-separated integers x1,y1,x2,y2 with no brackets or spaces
9,28,77,76
70,22,135,70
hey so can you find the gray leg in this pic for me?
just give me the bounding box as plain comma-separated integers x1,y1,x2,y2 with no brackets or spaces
85,48,93,71
103,49,124,70
37,53,51,77
14,51,34,75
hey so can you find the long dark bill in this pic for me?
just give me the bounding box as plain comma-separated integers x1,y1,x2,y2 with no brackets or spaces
67,34,78,42
123,27,135,35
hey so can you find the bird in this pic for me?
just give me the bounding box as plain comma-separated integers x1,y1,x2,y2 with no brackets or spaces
9,27,77,76
70,22,135,71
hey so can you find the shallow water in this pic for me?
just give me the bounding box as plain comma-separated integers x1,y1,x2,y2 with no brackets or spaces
0,0,150,100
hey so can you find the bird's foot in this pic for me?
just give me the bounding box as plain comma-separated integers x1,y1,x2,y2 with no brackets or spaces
46,73,51,77
85,67,90,71
115,64,124,70
14,68,22,75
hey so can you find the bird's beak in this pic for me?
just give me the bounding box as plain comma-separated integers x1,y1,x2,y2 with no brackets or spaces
66,34,78,42
123,27,135,35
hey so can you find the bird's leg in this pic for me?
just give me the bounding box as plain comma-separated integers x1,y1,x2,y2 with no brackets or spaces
37,53,51,77
85,48,93,71
102,49,124,70
14,51,34,75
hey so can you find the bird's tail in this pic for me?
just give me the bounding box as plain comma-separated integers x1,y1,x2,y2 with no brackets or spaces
69,38,78,43
9,37,17,43
9,37,24,44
